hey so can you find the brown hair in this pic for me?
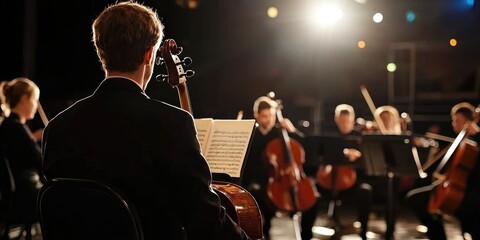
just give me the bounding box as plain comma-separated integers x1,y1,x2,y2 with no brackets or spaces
0,77,39,110
92,1,164,72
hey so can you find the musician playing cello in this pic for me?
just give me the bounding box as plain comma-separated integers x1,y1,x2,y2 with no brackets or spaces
41,2,250,240
317,103,375,240
241,96,319,240
406,102,480,240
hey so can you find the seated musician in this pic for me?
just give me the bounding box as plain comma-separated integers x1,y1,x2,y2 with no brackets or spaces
368,105,404,239
405,102,480,240
373,105,402,135
41,2,250,240
241,96,318,240
316,104,368,238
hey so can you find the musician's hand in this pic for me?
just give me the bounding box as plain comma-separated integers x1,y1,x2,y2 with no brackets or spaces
32,128,44,142
465,121,480,136
343,148,361,162
279,118,297,133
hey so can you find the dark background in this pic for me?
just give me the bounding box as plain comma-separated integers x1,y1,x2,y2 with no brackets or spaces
2,0,480,137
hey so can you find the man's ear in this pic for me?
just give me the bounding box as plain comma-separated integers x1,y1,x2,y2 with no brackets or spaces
144,47,155,66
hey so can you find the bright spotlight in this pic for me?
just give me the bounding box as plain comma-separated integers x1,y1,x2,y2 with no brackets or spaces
372,12,383,23
267,7,278,18
312,3,344,25
387,63,397,72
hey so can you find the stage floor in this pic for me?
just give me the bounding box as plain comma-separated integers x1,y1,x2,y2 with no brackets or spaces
269,202,462,240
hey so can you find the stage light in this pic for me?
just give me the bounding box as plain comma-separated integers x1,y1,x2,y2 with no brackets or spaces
406,10,416,23
450,38,458,47
358,40,366,48
311,3,344,26
267,7,278,18
372,13,383,23
387,63,396,72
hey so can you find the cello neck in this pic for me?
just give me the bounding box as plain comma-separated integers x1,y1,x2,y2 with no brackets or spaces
177,82,192,114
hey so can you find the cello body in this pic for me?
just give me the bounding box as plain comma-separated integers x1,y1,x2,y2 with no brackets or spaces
265,138,318,212
316,165,357,192
428,140,479,215
213,181,264,240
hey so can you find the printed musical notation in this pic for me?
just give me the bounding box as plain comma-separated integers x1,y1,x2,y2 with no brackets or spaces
194,118,255,178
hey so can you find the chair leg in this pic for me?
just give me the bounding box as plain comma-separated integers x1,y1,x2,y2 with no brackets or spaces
24,224,32,240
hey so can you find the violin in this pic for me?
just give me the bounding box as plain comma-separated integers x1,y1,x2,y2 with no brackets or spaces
264,94,318,213
157,39,263,240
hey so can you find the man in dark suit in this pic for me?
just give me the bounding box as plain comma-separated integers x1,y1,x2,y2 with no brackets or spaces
41,2,250,240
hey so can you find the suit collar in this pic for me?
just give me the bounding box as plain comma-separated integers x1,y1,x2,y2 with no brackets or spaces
94,77,150,99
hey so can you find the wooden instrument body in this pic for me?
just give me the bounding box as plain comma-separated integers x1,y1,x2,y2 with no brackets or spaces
214,181,263,240
159,38,263,239
265,138,318,212
428,140,479,215
316,165,357,191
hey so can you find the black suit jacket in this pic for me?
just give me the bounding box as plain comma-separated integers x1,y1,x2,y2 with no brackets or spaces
42,78,249,240
0,112,43,221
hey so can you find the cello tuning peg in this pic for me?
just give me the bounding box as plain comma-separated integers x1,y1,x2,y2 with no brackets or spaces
181,70,195,78
155,57,164,66
155,74,168,82
182,57,193,66
173,46,183,55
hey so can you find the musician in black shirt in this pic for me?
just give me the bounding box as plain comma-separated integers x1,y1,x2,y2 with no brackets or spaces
406,102,480,240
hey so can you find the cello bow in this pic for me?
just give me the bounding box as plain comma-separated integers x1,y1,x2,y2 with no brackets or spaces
158,38,263,240
360,85,387,134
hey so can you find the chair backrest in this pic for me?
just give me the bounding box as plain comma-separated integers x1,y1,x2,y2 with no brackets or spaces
38,178,144,240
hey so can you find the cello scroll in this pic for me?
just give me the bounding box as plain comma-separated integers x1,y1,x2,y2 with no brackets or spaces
157,39,264,240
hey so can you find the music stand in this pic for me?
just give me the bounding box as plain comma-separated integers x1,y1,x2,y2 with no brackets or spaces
360,134,421,177
304,134,360,170
359,134,421,240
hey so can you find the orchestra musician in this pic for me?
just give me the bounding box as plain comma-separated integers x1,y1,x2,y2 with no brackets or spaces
41,2,250,240
317,103,373,240
367,105,404,239
0,77,43,239
241,96,319,240
405,102,480,240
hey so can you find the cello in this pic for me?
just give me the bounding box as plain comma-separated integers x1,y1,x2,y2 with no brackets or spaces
157,39,263,240
264,94,318,213
316,104,358,192
428,106,480,216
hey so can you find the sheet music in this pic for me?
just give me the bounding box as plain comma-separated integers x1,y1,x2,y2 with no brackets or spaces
194,119,255,178
194,118,214,153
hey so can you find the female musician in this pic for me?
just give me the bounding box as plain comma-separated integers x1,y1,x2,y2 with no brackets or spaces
374,105,402,135
368,105,404,239
241,96,318,240
406,102,480,240
0,77,43,238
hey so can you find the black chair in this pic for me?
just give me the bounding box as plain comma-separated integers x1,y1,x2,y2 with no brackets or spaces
37,178,144,240
0,156,36,240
